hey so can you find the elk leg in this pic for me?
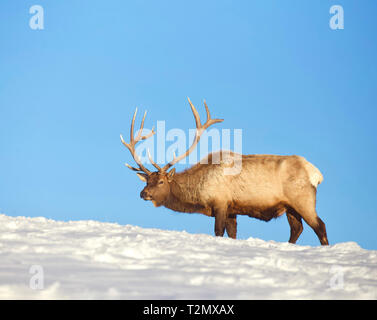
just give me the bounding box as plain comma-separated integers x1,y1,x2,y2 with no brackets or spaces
313,216,329,245
296,209,329,246
286,208,303,244
213,206,227,237
225,215,237,239
289,187,329,246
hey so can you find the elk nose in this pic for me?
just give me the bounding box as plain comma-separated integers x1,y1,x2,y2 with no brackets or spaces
140,190,148,200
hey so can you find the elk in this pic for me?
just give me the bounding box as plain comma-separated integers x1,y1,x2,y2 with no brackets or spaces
120,98,329,245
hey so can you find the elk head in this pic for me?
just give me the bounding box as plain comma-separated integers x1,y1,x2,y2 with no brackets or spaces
120,97,223,207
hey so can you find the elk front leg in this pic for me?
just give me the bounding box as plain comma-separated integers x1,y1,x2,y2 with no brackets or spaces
225,215,237,239
213,205,227,237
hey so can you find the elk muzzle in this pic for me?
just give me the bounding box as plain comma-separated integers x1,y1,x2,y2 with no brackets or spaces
140,189,152,201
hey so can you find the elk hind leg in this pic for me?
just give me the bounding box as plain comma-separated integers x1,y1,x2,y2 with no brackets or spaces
313,216,329,245
295,206,329,246
290,187,329,246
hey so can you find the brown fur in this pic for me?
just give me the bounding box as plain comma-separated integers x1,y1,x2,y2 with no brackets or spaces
138,151,329,246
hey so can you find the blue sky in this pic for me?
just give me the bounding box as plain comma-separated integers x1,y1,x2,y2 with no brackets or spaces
1,1,376,249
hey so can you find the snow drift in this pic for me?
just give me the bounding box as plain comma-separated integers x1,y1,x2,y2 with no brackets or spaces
0,214,376,299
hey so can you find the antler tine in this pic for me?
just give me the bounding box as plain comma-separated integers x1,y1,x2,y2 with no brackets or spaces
147,149,162,171
141,126,155,140
135,111,147,141
203,99,211,124
121,133,150,174
120,133,130,149
124,163,142,172
203,99,223,129
162,98,223,171
187,97,201,129
121,108,158,175
129,108,138,144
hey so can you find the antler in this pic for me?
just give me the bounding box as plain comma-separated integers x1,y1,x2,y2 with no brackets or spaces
121,98,223,175
120,108,156,175
162,97,223,171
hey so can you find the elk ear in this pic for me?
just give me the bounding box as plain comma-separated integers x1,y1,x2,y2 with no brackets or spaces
167,168,176,182
136,173,148,182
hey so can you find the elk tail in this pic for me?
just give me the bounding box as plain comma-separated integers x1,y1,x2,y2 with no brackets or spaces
304,161,324,188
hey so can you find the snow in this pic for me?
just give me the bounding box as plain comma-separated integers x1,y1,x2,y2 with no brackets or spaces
0,214,376,299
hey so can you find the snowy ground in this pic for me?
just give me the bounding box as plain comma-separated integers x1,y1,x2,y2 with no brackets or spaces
0,214,376,299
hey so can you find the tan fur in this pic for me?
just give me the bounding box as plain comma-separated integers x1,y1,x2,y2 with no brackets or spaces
123,99,328,245
139,151,329,245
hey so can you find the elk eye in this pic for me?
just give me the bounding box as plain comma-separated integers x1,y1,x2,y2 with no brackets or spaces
158,180,164,185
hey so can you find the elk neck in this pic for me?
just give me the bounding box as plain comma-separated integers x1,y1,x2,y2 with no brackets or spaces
162,172,211,216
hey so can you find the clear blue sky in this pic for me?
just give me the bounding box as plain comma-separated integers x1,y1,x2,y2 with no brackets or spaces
1,1,376,249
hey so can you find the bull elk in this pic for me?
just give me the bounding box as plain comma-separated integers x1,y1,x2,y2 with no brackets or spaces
120,98,329,245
